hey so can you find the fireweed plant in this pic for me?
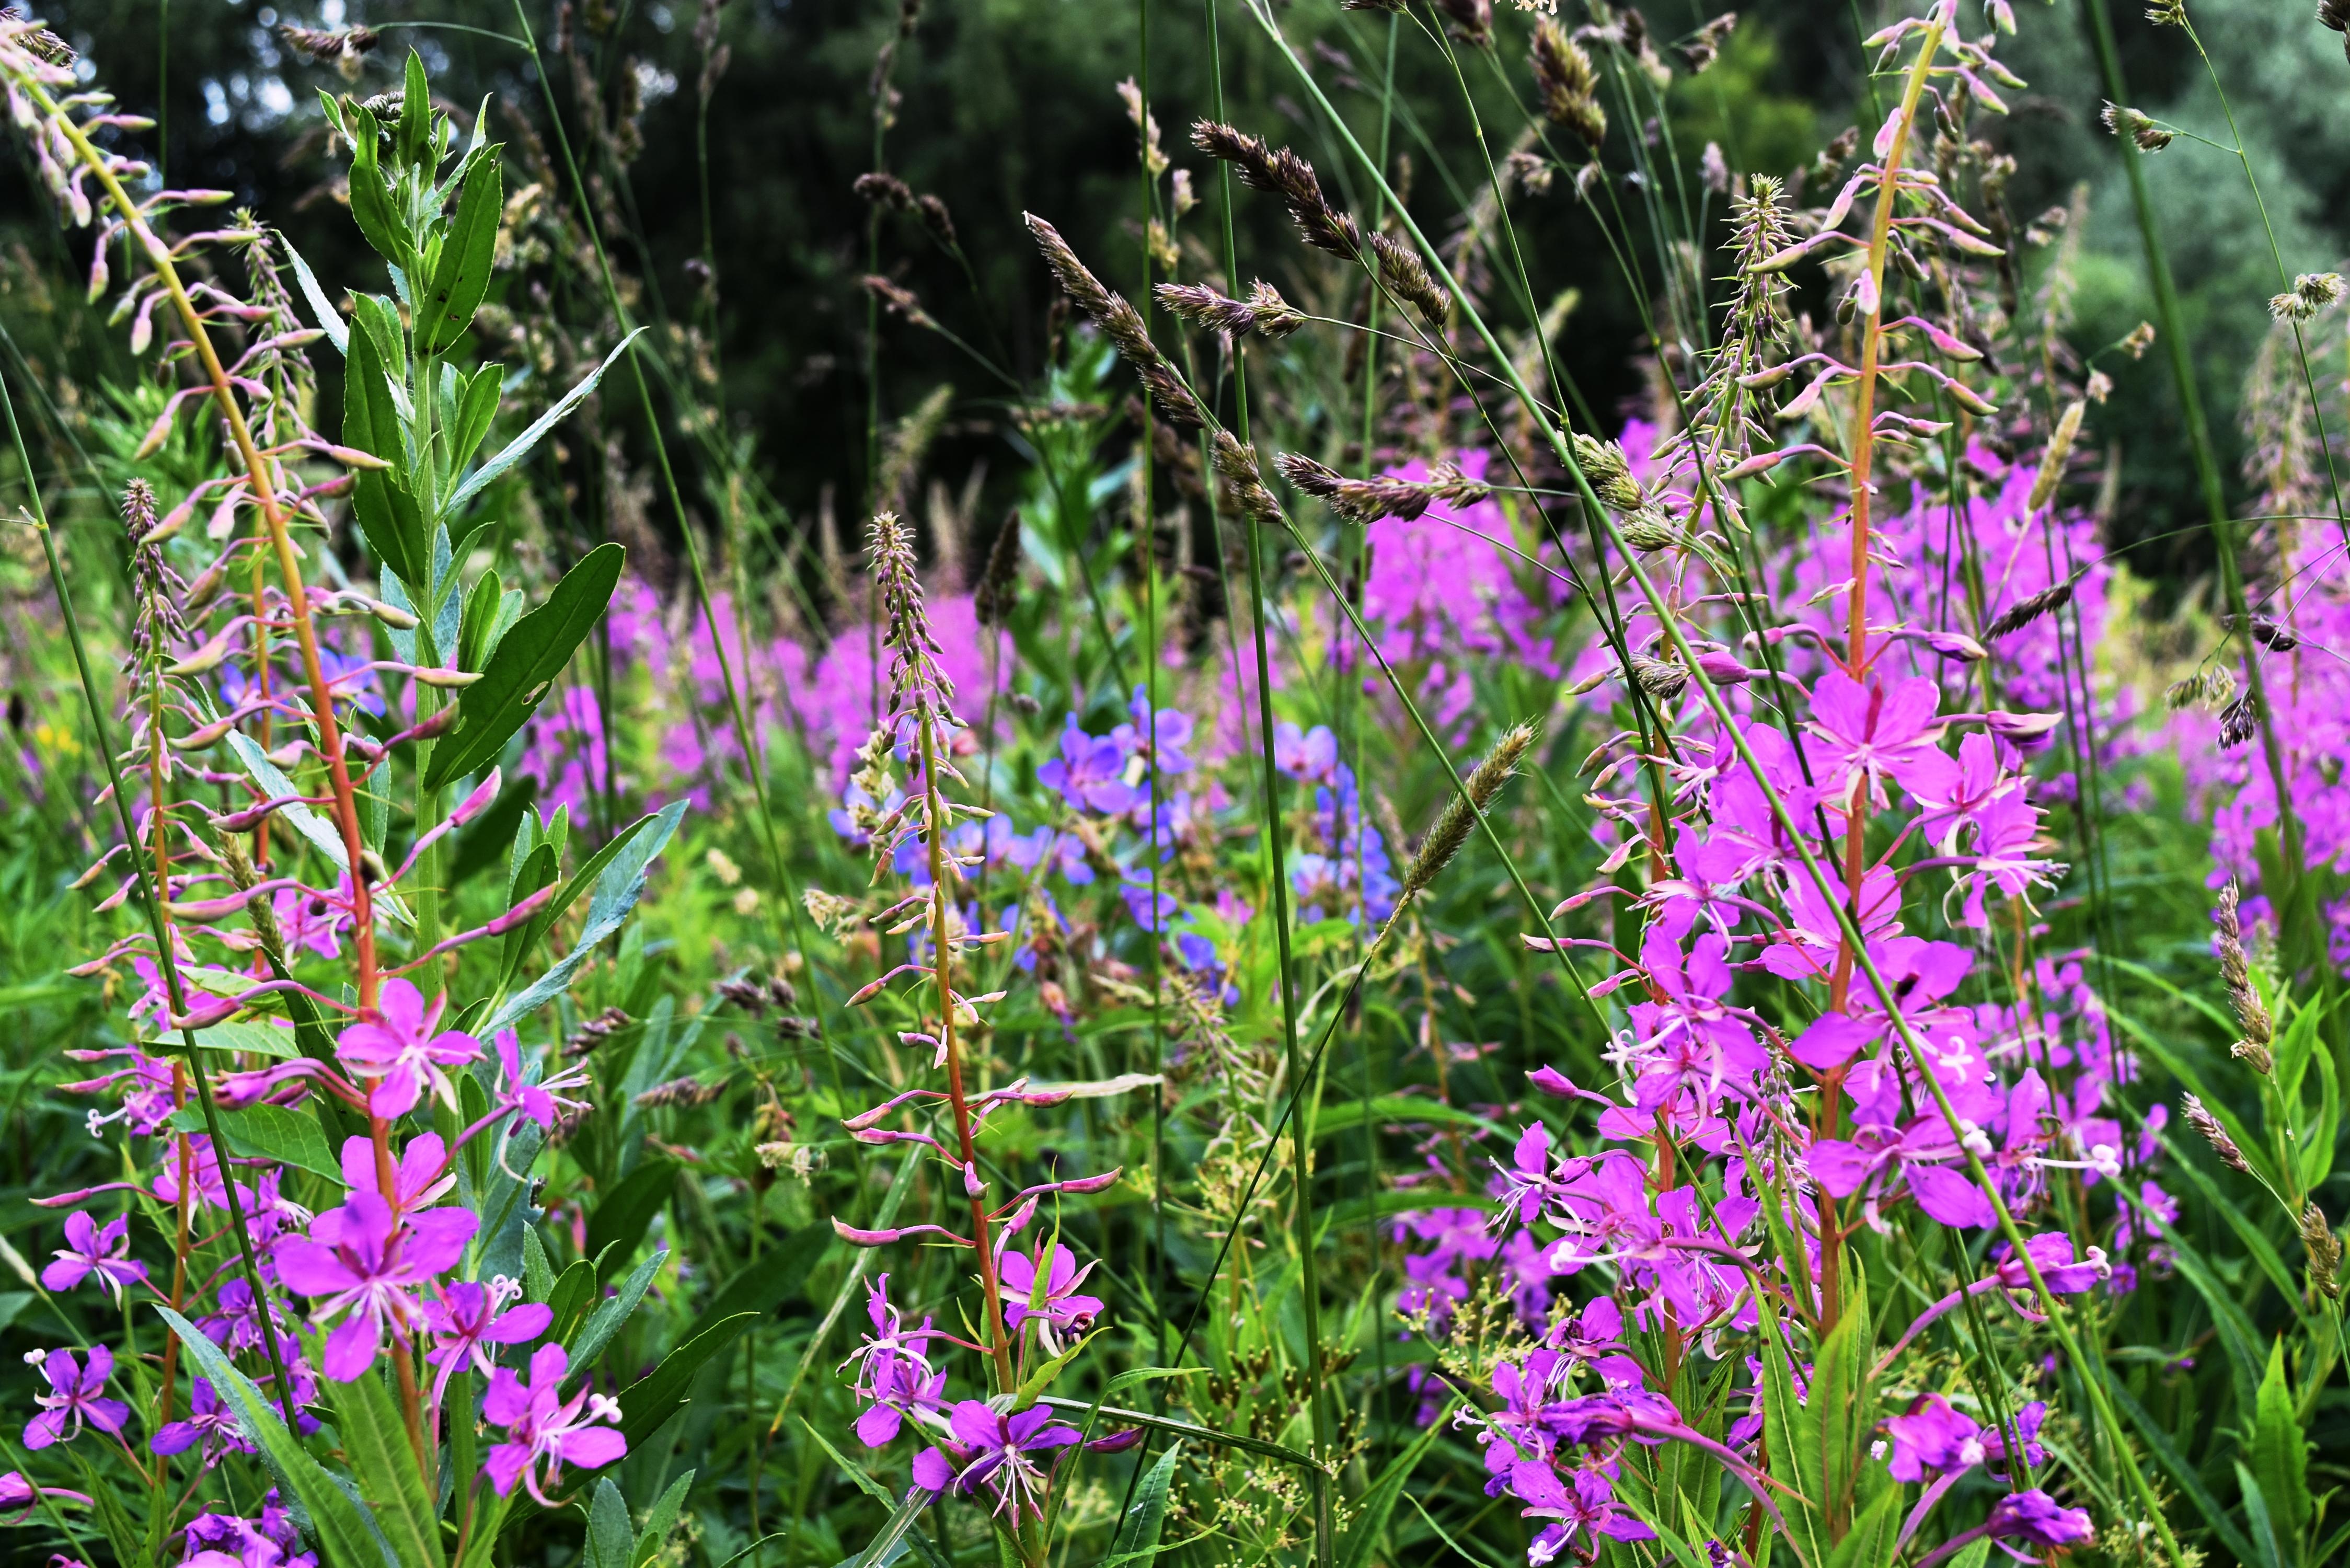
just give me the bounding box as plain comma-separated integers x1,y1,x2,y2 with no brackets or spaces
1,2,2347,1568
0,20,726,1568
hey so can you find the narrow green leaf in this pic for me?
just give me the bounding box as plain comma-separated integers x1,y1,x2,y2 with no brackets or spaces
1336,1408,1446,1568
155,1307,398,1568
447,329,647,512
617,1312,758,1447
1102,1443,1182,1568
420,151,502,353
584,1478,632,1568
335,1365,447,1568
483,799,687,1033
583,1157,677,1278
422,541,626,790
345,105,406,268
2236,1460,2289,1568
629,1470,696,1568
2251,1338,2312,1544
569,1250,662,1372
797,1421,953,1568
2109,1369,2260,1566
279,229,348,355
448,370,502,491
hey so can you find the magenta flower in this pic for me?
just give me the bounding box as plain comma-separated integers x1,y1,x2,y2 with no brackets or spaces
1509,1462,1653,1565
332,977,482,1118
24,1346,130,1450
483,1343,628,1504
1986,1489,2092,1546
491,1029,593,1132
274,1192,476,1380
41,1212,146,1302
1806,668,1948,806
840,1274,946,1446
946,1400,1081,1518
149,1377,256,1466
1882,1393,1984,1481
339,1132,455,1213
996,1236,1104,1351
420,1278,553,1408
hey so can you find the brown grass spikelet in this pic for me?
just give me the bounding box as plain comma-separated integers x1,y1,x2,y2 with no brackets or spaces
1189,121,1363,260
1153,279,1305,339
1981,574,2080,640
1275,453,1490,523
1369,232,1448,328
280,25,380,79
1212,431,1285,527
1531,19,1606,149
1023,212,1204,427
854,170,917,211
2099,102,2172,153
1433,0,1494,45
2214,880,2274,1045
2300,1202,2344,1297
2181,1093,2253,1173
973,511,1024,625
862,274,936,330
1403,724,1535,899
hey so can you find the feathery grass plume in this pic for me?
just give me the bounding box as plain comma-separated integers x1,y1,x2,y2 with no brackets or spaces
1530,19,1607,150
2099,102,2171,152
2302,1202,2344,1297
863,274,936,329
1212,431,1285,527
1023,212,1204,426
1403,725,1535,899
1368,232,1449,328
876,384,954,518
1505,149,1556,195
916,193,956,247
1154,279,1306,339
1982,573,2081,639
2146,0,2186,22
1276,452,1491,522
2182,1093,2254,1172
2214,880,2274,1046
635,1076,728,1109
1617,507,1681,550
973,510,1024,625
1189,121,1363,260
279,25,378,79
1629,653,1689,701
853,170,917,211
1571,432,1643,510
2269,270,2344,321
1678,11,1738,72
2165,664,2236,710
1433,0,1494,45
2028,400,2087,511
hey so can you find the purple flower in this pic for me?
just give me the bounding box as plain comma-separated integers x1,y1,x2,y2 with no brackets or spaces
996,1236,1104,1352
24,1346,130,1450
483,1343,628,1504
1986,1489,2092,1545
41,1212,146,1302
946,1400,1082,1518
1037,719,1136,814
1882,1393,1984,1482
1508,1462,1654,1565
420,1278,553,1408
839,1274,945,1446
1806,668,1948,806
268,884,347,961
340,1132,456,1212
1113,686,1194,775
492,1029,593,1132
150,1377,257,1466
274,1192,477,1380
333,978,482,1119
1904,1165,1996,1230
180,1495,313,1568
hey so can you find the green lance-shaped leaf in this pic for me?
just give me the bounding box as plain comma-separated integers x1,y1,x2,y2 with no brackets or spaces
421,149,502,354
2251,1337,2312,1548
422,541,625,790
630,1470,696,1568
343,102,408,272
154,1307,399,1568
481,799,687,1034
168,1101,341,1182
582,1157,678,1279
333,1364,447,1568
279,229,349,355
583,1478,632,1568
446,329,647,513
569,1250,664,1373
616,1312,758,1448
1097,1442,1182,1568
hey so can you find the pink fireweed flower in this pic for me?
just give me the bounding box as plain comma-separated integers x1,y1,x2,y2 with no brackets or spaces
1806,668,1949,807
947,1400,1082,1518
995,1236,1104,1352
273,1192,476,1380
421,1277,552,1409
340,1132,456,1213
483,1343,628,1504
41,1212,147,1302
839,1273,945,1444
332,977,482,1118
149,1377,256,1466
24,1346,130,1449
492,1029,593,1133
1508,1463,1654,1566
1986,1489,2092,1545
